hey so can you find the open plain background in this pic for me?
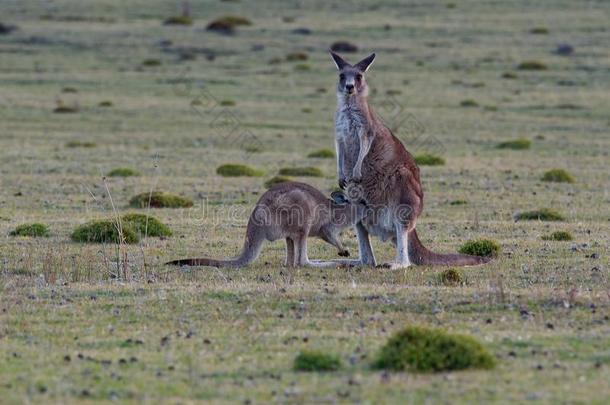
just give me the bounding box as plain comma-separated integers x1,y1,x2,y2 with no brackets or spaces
0,0,609,403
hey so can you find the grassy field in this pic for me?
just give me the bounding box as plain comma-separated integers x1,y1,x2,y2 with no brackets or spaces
1,0,609,403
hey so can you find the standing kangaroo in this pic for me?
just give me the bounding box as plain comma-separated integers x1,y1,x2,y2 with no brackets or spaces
166,182,368,268
330,51,490,269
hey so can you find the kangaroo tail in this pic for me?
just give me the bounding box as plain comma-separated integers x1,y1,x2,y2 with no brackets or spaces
408,229,491,266
166,222,264,268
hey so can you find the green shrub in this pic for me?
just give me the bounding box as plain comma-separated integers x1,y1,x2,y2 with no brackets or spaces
216,164,263,177
502,72,518,79
460,99,478,107
542,231,573,241
129,192,194,209
279,167,324,177
207,15,251,33
307,149,334,159
449,199,467,206
71,220,139,244
294,350,342,372
372,326,496,372
294,63,311,71
530,27,549,34
53,102,79,113
264,175,292,189
122,213,172,237
286,52,308,61
142,59,161,66
541,169,575,183
220,100,235,106
10,223,50,237
496,138,531,150
458,239,501,257
98,101,113,107
65,141,96,148
514,208,564,221
414,153,445,166
163,15,193,25
438,269,464,286
518,61,547,71
107,167,139,177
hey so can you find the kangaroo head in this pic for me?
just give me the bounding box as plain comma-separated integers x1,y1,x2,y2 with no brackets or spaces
329,51,376,99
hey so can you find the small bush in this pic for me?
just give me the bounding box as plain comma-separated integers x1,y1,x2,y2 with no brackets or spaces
414,153,445,166
530,27,549,34
514,208,564,221
61,87,78,93
142,59,161,66
279,167,324,177
286,52,308,61
163,16,193,26
541,169,575,183
53,101,79,113
98,101,113,107
206,15,251,33
449,199,467,206
294,350,342,372
66,141,96,148
373,327,495,372
301,107,312,113
307,149,334,159
294,63,311,71
129,192,194,209
518,61,547,71
496,138,531,150
71,220,139,244
122,213,172,237
460,99,479,107
264,175,292,189
458,239,500,257
220,100,235,106
502,72,518,79
438,269,464,286
10,223,50,237
330,41,358,53
542,231,573,241
217,164,263,177
107,168,139,177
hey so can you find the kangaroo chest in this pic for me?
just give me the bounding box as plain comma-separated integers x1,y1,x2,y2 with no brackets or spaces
335,108,367,170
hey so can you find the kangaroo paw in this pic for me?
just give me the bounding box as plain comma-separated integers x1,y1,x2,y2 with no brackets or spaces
377,261,411,270
338,250,350,257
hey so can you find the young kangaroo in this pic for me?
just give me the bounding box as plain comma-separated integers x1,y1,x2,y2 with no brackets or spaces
330,51,490,269
166,182,368,268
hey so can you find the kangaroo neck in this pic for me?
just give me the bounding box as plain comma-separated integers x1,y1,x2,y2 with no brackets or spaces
337,94,372,120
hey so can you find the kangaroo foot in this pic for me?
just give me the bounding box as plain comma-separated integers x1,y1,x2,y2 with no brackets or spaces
377,261,411,270
338,249,350,257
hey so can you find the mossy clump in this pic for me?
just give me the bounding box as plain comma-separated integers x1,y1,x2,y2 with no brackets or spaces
460,99,479,107
107,167,139,178
10,223,50,238
122,213,172,237
330,41,358,53
279,167,324,177
220,100,235,106
530,27,549,34
307,149,334,159
502,72,518,79
294,350,342,372
449,199,468,206
129,192,194,209
142,59,162,67
372,326,496,372
514,208,564,221
163,15,193,26
286,52,308,62
206,15,251,33
496,138,531,150
438,269,464,286
216,164,263,177
53,101,79,113
542,231,573,241
264,175,292,189
414,153,445,166
98,100,113,107
518,61,548,71
71,220,139,244
541,169,575,183
66,141,96,148
458,239,501,257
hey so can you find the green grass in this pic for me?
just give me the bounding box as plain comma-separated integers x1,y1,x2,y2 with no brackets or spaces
122,213,172,237
9,223,50,237
372,326,496,372
163,15,193,26
107,167,140,177
414,153,445,166
514,208,565,221
71,220,139,244
264,175,292,188
460,99,479,107
497,138,531,150
541,169,575,183
458,239,501,257
437,268,464,286
216,163,264,177
542,231,573,241
518,61,548,71
278,167,324,177
294,350,342,372
307,149,334,158
129,192,194,208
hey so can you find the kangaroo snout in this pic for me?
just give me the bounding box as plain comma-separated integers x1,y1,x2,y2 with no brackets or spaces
345,83,354,93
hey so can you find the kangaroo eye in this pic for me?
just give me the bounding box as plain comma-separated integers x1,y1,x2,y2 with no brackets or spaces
339,73,345,80
356,74,362,81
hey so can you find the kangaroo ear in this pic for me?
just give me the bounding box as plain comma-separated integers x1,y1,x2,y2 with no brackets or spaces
330,190,348,204
329,51,350,70
354,53,376,72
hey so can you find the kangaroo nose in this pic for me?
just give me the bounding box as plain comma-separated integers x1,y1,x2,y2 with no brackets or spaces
346,84,354,92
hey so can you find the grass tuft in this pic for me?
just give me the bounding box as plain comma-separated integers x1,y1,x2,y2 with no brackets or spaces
449,199,468,206
220,100,235,106
264,175,292,189
142,59,162,66
294,63,311,71
496,138,531,150
122,213,172,237
107,167,139,177
530,27,549,34
307,149,334,159
438,269,464,286
279,167,324,177
514,208,564,221
502,72,518,79
71,220,139,244
163,15,193,26
66,141,96,148
129,192,194,209
10,223,50,237
458,239,500,257
542,231,573,241
330,41,358,53
372,326,496,372
414,153,445,166
518,61,547,71
460,99,479,107
294,350,342,372
53,101,79,113
541,169,575,183
217,164,263,177
286,52,308,61
98,100,113,107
